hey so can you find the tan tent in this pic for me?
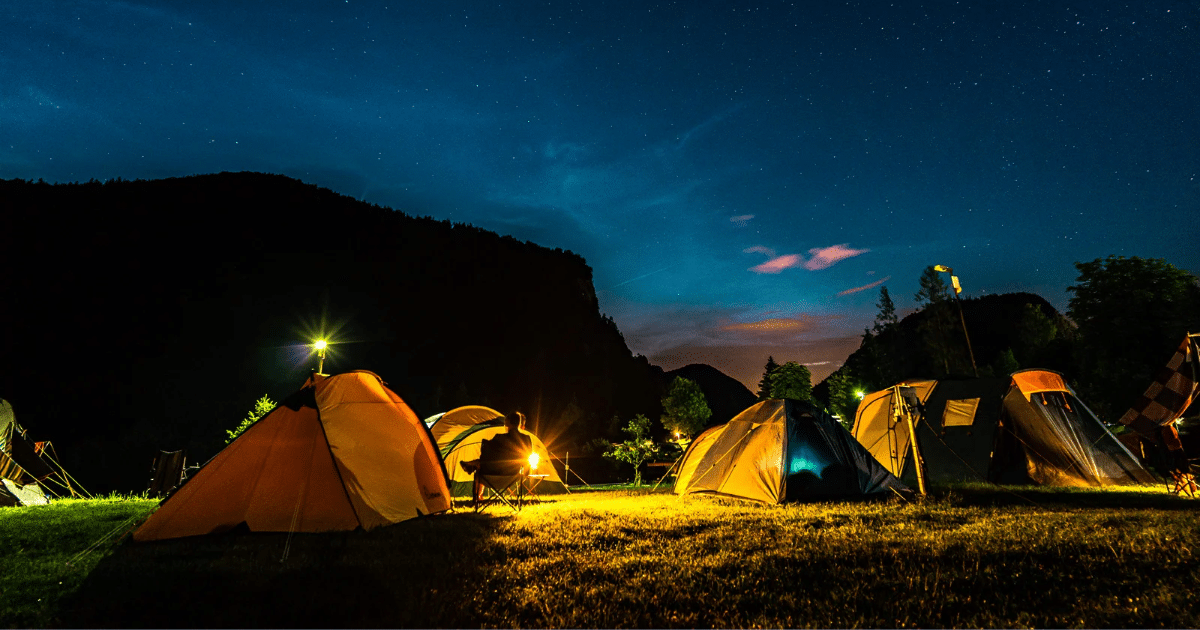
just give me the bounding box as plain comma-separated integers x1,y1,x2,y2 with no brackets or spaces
1,398,85,505
674,399,908,503
426,406,565,496
852,370,1155,487
134,371,451,542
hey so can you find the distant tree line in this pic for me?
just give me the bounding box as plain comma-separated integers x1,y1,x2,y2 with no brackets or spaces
816,256,1200,424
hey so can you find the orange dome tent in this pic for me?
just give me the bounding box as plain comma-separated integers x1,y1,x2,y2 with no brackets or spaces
134,371,451,542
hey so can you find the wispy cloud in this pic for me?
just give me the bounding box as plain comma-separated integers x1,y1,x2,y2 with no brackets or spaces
723,317,815,333
730,214,755,226
677,103,746,149
744,242,869,274
750,254,803,274
837,275,891,296
803,244,870,270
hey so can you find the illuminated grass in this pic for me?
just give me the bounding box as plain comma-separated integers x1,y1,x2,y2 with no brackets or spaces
0,496,157,628
8,486,1200,628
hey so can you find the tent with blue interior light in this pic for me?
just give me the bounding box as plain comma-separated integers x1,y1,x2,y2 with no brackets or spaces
851,369,1156,488
673,398,908,503
426,405,566,496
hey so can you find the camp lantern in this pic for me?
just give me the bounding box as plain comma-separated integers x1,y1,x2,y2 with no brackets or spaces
527,451,539,472
314,339,328,374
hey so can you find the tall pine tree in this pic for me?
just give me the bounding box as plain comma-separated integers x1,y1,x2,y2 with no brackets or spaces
756,356,779,401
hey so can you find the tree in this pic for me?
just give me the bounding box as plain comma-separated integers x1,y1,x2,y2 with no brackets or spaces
874,285,898,333
226,394,276,443
862,285,902,389
602,414,660,486
991,348,1020,376
915,265,964,376
768,361,814,402
756,356,780,401
824,366,860,430
1013,303,1057,366
914,266,951,307
1067,255,1200,420
660,377,712,438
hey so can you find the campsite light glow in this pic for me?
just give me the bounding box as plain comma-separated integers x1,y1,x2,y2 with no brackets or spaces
314,339,328,374
527,451,539,472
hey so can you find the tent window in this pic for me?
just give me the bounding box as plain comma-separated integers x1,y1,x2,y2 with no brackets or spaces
942,398,980,427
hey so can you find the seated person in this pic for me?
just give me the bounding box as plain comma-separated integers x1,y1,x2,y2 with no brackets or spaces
460,412,533,503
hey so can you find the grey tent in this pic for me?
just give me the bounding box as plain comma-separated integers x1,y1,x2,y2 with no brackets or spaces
852,369,1156,487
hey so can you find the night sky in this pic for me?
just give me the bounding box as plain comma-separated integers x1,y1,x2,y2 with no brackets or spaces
6,1,1198,390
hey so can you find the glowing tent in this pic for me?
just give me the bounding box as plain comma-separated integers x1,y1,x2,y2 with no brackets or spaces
673,399,908,503
426,405,565,496
852,369,1155,487
134,371,452,541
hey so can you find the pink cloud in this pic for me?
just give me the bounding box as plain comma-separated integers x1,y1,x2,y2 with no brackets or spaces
730,214,755,226
803,243,870,270
750,254,803,274
837,275,892,296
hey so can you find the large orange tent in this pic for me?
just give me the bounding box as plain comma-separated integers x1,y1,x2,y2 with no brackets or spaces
134,371,451,541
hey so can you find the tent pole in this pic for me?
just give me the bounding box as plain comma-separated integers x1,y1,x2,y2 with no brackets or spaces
897,386,928,496
552,452,592,487
650,451,686,492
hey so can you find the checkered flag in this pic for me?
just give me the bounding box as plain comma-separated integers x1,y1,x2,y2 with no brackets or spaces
1119,335,1200,441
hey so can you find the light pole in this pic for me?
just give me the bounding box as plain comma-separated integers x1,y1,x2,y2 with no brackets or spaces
933,265,978,377
314,339,328,374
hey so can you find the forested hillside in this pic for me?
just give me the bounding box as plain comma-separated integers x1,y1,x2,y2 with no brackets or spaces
0,173,666,492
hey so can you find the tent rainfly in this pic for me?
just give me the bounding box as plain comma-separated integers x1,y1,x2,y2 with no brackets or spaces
1,398,85,507
134,371,452,541
674,398,909,503
852,369,1156,487
426,405,565,496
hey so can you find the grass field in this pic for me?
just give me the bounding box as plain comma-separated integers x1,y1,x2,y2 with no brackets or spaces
3,485,1199,628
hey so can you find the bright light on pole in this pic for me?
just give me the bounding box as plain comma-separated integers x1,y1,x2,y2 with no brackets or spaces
933,264,978,377
855,390,866,400
314,339,328,374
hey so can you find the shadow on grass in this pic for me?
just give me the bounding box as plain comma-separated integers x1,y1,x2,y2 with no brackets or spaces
57,509,507,629
929,483,1198,510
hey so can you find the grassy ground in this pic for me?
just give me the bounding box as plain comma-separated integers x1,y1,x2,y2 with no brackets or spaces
3,484,1198,628
0,496,157,629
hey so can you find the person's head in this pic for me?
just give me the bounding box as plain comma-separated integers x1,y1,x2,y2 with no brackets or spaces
505,411,525,431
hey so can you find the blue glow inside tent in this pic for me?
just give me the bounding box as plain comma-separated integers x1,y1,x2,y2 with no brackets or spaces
787,441,830,478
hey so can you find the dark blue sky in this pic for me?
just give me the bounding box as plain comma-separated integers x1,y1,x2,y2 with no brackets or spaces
6,1,1198,388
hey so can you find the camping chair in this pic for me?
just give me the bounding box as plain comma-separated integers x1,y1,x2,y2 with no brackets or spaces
475,468,529,513
147,450,187,498
1168,460,1199,499
473,432,535,513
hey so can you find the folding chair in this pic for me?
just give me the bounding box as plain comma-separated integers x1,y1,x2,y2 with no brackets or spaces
475,468,528,512
1168,460,1198,498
